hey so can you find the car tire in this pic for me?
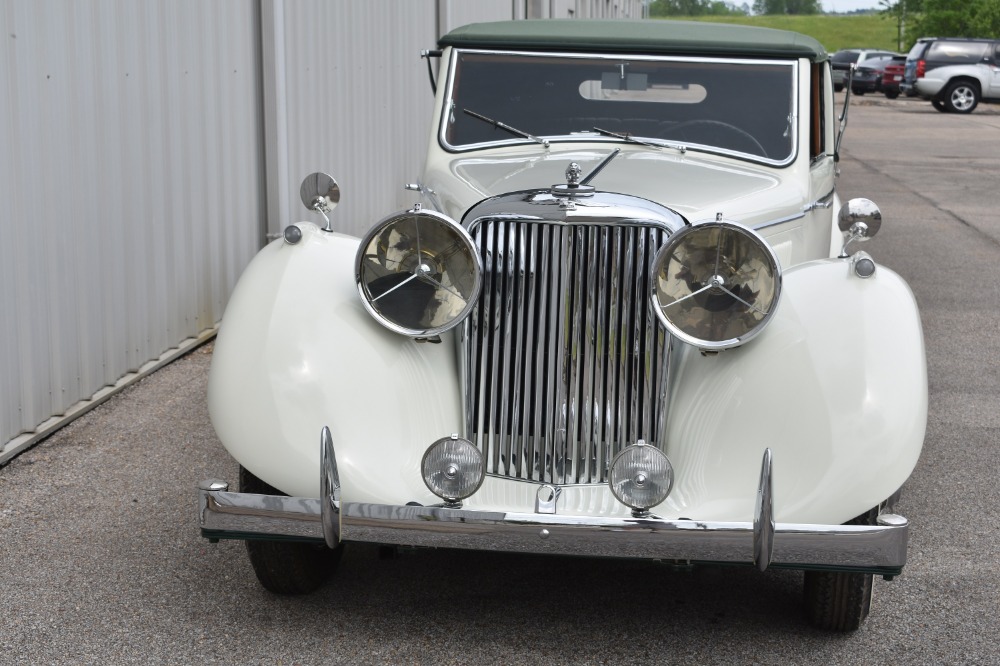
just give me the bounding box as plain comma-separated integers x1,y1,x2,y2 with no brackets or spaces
884,90,899,99
943,80,979,113
931,98,949,113
239,465,344,594
803,508,877,631
834,83,843,92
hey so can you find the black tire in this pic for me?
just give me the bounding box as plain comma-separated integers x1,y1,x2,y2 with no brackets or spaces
931,98,949,113
240,466,343,594
803,508,877,631
943,80,979,114
884,90,899,100
834,83,844,92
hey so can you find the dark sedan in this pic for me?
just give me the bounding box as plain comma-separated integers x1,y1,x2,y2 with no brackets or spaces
851,56,900,95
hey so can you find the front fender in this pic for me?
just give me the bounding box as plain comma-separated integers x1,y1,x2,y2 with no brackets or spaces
663,257,926,524
208,222,461,501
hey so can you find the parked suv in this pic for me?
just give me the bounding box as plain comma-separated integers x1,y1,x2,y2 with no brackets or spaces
901,37,1000,113
831,48,900,92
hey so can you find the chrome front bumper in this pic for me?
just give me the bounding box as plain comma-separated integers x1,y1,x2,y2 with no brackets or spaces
199,431,909,576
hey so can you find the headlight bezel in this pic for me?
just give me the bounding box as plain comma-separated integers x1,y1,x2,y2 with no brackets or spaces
355,205,482,337
649,218,782,351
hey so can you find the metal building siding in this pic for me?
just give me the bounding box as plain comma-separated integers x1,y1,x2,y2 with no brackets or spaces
0,0,264,454
1,0,647,461
266,0,444,238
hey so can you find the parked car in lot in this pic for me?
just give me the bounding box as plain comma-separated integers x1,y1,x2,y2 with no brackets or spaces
882,57,906,98
850,55,901,95
832,48,900,92
901,36,1000,113
198,19,927,632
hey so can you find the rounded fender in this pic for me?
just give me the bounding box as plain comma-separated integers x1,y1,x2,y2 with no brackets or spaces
208,223,461,501
662,257,927,524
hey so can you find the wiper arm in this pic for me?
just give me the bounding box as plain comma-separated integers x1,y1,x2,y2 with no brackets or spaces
592,126,662,149
463,109,549,148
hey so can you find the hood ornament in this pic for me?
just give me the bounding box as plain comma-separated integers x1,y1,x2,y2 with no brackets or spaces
551,149,621,198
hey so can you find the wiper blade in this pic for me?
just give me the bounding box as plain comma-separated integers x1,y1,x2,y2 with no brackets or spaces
463,109,550,148
593,126,680,152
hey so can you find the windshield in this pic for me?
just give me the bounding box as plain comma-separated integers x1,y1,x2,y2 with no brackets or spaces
441,50,797,164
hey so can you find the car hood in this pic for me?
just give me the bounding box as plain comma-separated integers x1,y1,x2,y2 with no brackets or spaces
426,146,806,228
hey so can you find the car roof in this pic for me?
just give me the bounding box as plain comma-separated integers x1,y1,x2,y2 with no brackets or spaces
917,36,996,43
439,19,828,62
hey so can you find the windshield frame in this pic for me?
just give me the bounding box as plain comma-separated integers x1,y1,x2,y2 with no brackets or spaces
438,48,801,167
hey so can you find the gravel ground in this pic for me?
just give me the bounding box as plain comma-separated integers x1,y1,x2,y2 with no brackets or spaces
2,96,999,665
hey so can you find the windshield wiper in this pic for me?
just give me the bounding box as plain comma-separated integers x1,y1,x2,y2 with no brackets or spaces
463,109,550,148
592,126,687,153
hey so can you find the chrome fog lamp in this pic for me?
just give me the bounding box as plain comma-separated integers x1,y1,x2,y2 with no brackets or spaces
651,218,781,350
356,205,482,337
421,436,485,505
608,441,674,515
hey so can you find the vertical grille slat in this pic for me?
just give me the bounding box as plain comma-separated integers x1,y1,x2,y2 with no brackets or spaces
466,220,668,485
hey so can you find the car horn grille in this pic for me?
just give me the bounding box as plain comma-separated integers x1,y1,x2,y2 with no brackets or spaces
463,219,670,485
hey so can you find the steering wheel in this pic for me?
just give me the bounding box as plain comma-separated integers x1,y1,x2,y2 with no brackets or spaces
662,120,768,158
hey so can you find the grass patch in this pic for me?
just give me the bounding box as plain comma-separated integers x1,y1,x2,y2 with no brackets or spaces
656,15,903,53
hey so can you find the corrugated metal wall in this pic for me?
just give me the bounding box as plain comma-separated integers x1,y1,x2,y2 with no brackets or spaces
0,0,264,461
0,0,645,462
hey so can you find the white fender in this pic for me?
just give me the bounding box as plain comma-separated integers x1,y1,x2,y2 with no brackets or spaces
208,222,461,503
662,257,926,524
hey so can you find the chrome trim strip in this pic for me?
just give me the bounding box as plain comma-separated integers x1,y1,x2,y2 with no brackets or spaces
752,190,835,230
198,486,909,575
752,211,807,230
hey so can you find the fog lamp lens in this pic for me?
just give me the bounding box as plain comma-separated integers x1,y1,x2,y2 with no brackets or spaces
609,441,673,511
421,436,485,502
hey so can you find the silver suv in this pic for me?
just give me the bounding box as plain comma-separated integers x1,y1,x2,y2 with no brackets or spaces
901,37,1000,113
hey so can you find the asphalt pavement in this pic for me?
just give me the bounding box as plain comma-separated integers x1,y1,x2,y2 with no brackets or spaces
2,93,999,665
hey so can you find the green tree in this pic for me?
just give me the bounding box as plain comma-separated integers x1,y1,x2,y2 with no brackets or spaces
911,0,1000,42
752,0,821,14
879,0,922,51
649,0,749,15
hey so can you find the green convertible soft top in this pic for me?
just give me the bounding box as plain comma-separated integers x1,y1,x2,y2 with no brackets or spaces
439,19,828,62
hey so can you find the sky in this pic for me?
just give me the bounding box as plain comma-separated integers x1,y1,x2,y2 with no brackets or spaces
821,0,881,12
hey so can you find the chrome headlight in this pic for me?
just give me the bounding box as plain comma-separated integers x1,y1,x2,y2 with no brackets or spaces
356,206,481,336
421,436,485,504
650,219,781,350
608,441,674,513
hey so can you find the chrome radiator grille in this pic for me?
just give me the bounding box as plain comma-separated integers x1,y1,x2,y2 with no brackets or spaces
463,219,670,485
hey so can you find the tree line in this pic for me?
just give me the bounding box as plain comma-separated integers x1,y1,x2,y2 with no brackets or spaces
651,0,1000,36
884,0,1000,45
648,0,822,15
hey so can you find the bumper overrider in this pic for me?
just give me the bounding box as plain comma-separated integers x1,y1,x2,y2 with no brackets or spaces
199,429,909,577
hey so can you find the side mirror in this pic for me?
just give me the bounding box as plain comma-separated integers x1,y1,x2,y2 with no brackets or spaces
300,173,340,232
837,198,882,258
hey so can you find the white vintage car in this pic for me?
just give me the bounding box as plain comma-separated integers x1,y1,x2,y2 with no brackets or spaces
198,20,926,631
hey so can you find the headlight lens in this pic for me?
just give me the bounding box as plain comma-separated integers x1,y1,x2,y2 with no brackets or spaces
421,436,485,503
356,207,481,336
608,441,674,512
650,220,780,350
